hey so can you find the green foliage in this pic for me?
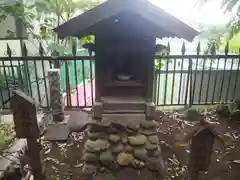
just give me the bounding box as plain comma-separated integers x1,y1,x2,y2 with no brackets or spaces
80,35,95,45
198,0,240,50
197,0,240,13
0,123,15,151
185,108,203,122
215,101,231,118
0,0,100,53
155,44,169,69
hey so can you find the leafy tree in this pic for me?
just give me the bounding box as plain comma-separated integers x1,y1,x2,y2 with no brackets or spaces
199,25,228,53
197,0,240,44
0,0,100,55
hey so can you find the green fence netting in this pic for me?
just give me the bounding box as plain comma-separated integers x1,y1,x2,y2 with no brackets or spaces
60,49,95,92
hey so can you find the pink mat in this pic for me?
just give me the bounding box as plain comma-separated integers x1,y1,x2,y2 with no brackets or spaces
65,80,95,107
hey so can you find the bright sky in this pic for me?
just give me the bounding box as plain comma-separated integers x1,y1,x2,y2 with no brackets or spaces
150,0,232,27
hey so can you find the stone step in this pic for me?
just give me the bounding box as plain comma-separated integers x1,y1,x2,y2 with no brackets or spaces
103,103,146,111
104,110,145,113
102,96,146,112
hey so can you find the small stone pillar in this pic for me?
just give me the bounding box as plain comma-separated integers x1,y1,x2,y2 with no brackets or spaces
48,69,64,122
92,102,103,119
146,102,156,120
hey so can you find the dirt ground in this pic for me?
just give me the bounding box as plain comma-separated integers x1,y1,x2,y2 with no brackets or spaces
30,110,240,180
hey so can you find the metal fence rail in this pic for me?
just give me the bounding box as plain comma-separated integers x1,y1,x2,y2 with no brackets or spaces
0,43,239,109
154,55,240,107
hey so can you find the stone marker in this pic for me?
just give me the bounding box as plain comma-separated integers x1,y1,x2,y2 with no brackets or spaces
188,125,218,180
48,69,64,122
11,90,44,180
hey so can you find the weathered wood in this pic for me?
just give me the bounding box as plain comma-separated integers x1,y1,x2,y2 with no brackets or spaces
54,0,198,41
11,90,39,138
188,126,215,180
10,90,44,180
189,127,214,170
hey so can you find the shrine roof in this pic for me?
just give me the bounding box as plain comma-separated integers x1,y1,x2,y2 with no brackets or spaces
54,0,199,41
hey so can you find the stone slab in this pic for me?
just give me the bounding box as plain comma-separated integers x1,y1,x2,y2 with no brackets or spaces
67,111,91,132
101,114,145,127
44,124,70,142
48,114,70,124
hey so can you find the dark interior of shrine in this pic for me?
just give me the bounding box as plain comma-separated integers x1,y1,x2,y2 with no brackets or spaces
95,34,155,99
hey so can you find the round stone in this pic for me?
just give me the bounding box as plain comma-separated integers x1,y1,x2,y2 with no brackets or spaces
152,148,161,157
100,150,114,165
141,129,157,136
112,143,124,154
145,141,157,151
82,164,98,175
140,120,156,129
126,129,136,135
121,137,128,144
88,132,102,140
117,152,134,166
127,122,140,131
109,161,120,169
148,135,159,144
128,135,147,146
146,157,165,172
81,152,98,163
88,121,104,132
85,139,109,152
133,148,148,161
132,159,145,169
111,122,126,132
125,145,133,152
108,125,121,133
108,134,121,143
101,119,111,128
99,167,105,172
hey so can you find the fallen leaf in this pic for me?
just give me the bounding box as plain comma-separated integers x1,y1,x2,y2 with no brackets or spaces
232,160,240,164
74,163,83,168
43,148,51,155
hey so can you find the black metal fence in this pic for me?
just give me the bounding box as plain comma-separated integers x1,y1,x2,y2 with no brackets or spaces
0,43,239,109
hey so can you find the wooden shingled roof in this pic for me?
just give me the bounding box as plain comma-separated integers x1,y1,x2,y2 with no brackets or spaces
54,0,199,41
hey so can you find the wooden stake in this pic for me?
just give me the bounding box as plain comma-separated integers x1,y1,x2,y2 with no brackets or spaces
11,90,44,180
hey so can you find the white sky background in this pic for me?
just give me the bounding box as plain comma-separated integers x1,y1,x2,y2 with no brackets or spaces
150,0,232,27
149,0,235,53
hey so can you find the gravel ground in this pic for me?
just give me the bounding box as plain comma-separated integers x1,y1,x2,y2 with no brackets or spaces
19,110,240,180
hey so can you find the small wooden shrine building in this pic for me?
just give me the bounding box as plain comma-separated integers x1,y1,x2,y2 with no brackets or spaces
54,0,198,116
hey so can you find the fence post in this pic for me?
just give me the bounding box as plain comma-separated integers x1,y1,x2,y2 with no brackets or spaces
189,58,193,108
153,68,157,103
48,69,64,122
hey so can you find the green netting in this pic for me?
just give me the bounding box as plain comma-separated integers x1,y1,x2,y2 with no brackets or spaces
60,49,95,92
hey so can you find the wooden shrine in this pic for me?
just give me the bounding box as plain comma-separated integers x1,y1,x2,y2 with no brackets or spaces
54,0,198,117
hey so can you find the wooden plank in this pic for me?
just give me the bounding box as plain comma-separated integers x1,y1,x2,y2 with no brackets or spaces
10,90,44,180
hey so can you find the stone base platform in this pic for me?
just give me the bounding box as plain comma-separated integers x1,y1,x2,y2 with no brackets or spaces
81,114,165,179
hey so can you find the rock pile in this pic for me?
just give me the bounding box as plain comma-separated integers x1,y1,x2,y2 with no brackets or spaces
81,114,164,177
